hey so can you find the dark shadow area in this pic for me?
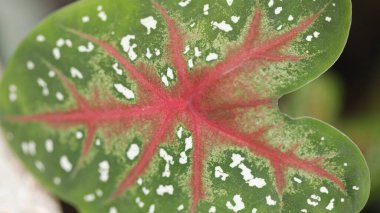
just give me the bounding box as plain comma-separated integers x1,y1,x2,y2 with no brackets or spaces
60,201,78,213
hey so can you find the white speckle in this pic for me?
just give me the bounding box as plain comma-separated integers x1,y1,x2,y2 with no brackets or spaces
177,127,183,138
212,21,233,32
179,136,192,164
178,0,191,7
206,53,219,62
98,160,110,182
48,70,56,78
56,92,64,101
215,166,229,181
60,155,73,172
76,131,83,139
238,163,266,188
112,63,123,75
275,7,283,15
137,178,143,185
21,141,36,156
325,16,332,22
96,189,103,197
35,161,45,172
121,35,138,61
142,187,150,195
148,205,155,213
26,60,35,70
65,39,73,48
344,162,348,167
301,209,307,213
184,45,190,54
321,136,325,141
184,136,193,151
97,5,103,11
156,185,174,196
82,16,90,23
194,47,202,57
307,194,321,206
203,4,209,15
155,48,161,56
340,198,345,202
45,139,54,153
70,67,84,79
252,208,257,213
146,48,153,59
161,75,169,87
126,144,140,160
353,186,360,191
56,38,65,47
209,206,216,213
226,195,245,212
306,35,313,42
160,149,174,177
230,153,245,168
78,42,95,53
313,31,320,38
9,85,17,102
288,15,294,21
177,204,184,211
114,83,135,100
140,16,158,35
84,194,95,202
95,139,102,146
166,67,174,79
326,198,335,211
37,78,49,96
320,186,329,194
36,35,46,42
268,0,274,7
231,16,240,23
53,177,61,185
190,22,196,28
98,11,107,21
109,207,118,213
277,25,283,31
226,0,234,6
266,195,277,206
293,177,302,183
188,59,194,69
53,48,61,60
135,197,144,208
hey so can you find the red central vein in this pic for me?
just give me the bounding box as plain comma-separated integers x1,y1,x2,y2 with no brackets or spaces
197,112,345,192
153,1,191,95
189,110,203,211
8,2,346,212
192,10,316,100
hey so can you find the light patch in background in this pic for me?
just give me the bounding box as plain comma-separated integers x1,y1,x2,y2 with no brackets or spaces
0,132,62,212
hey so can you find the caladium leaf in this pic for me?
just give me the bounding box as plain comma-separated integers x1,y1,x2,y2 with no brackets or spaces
0,0,369,212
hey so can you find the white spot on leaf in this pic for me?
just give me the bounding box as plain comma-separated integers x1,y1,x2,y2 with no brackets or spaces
226,195,245,212
126,144,140,160
266,195,277,206
114,83,135,100
212,21,233,32
156,185,174,196
140,16,158,35
60,155,73,172
121,35,138,61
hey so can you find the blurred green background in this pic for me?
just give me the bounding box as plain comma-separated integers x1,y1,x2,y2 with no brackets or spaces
0,0,379,212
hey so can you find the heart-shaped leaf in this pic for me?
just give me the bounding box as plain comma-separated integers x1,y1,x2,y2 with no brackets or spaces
0,0,369,212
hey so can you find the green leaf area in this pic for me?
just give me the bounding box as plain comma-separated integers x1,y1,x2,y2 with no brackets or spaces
0,0,369,212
